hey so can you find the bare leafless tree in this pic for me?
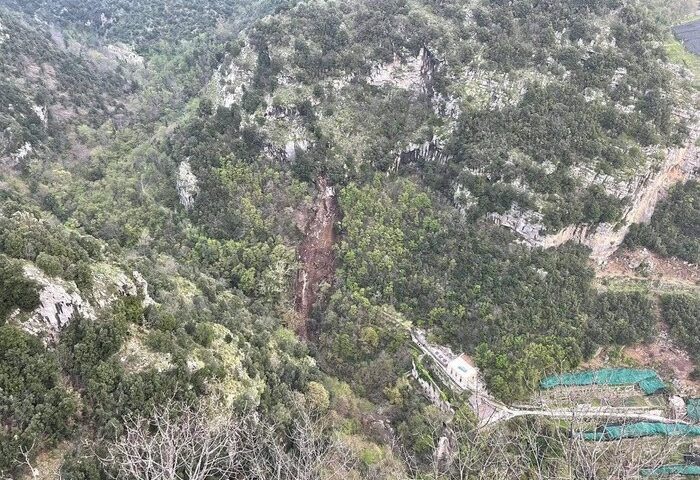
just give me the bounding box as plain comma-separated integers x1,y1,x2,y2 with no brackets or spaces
563,420,684,480
105,396,686,480
104,401,238,480
15,440,38,480
103,400,355,480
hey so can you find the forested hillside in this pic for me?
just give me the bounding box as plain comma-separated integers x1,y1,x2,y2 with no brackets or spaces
2,0,293,52
0,11,129,164
626,180,700,263
208,0,691,228
0,0,698,478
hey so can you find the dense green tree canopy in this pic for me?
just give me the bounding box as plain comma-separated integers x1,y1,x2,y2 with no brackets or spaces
0,0,696,476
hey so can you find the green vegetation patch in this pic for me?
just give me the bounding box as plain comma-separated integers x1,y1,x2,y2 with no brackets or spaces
0,255,40,321
661,294,700,374
687,399,700,421
540,368,666,395
625,181,700,264
0,326,77,475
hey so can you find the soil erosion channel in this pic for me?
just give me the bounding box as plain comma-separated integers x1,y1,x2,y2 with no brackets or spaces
294,176,339,338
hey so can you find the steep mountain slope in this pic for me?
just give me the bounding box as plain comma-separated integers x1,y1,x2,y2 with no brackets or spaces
0,9,130,166
175,0,698,397
0,2,351,477
2,0,294,52
0,0,698,478
212,0,690,205
202,0,698,269
626,179,700,264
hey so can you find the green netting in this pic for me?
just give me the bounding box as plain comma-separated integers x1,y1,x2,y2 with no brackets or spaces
687,399,700,421
638,377,667,395
540,368,666,394
641,464,700,476
582,422,700,441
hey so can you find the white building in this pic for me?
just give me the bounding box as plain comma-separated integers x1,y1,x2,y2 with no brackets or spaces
447,355,478,390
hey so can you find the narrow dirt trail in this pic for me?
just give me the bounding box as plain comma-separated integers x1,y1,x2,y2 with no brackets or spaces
294,176,339,339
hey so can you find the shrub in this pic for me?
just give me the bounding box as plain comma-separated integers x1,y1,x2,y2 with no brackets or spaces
0,255,40,321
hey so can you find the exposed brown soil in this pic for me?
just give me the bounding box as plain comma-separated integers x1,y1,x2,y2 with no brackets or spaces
294,176,339,339
597,247,700,290
581,336,700,397
593,248,700,395
25,441,71,479
624,323,700,396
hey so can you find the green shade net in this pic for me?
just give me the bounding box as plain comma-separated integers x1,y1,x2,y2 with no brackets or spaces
687,399,700,421
582,422,700,441
641,464,700,476
540,368,666,394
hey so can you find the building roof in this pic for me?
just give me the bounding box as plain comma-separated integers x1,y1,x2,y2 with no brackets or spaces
448,355,477,376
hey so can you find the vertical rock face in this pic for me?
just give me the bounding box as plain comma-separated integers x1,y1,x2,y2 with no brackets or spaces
9,142,33,165
132,270,156,307
294,176,339,339
212,54,253,108
32,105,48,127
367,46,439,96
177,160,199,210
284,139,309,162
393,137,450,172
490,122,700,263
419,46,439,97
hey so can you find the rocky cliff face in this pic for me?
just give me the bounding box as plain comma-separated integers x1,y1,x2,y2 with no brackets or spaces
211,43,255,108
204,1,695,268
177,160,199,210
490,120,700,263
14,264,154,344
209,43,445,171
392,138,450,173
18,265,96,343
368,47,438,96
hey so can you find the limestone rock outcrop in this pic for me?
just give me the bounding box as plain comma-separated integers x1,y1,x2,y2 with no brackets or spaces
177,160,199,210
15,264,156,344
489,121,700,262
18,265,95,343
